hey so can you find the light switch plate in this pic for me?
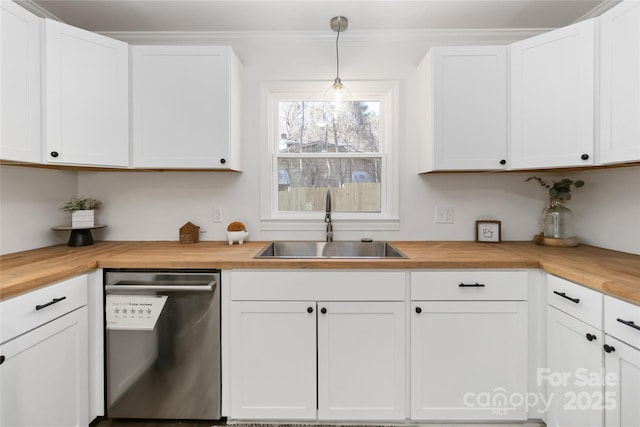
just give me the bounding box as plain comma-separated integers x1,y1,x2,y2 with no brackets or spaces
436,206,454,224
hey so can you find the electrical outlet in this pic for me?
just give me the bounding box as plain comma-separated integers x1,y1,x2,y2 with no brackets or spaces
436,206,454,224
213,207,223,223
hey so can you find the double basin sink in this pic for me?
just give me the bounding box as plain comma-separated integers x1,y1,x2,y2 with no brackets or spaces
255,240,407,259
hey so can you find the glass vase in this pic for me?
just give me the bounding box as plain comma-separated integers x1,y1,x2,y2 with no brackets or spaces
544,202,574,239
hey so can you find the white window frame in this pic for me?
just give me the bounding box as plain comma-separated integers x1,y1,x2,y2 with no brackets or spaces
260,80,399,231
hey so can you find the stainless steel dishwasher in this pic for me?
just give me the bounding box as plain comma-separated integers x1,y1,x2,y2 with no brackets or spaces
104,269,221,420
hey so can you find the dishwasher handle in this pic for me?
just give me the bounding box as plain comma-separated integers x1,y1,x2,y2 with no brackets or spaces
105,281,216,293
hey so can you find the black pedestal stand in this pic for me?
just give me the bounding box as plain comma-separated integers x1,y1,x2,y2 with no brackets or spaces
52,225,108,247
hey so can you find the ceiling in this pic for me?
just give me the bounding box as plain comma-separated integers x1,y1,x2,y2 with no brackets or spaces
25,0,618,33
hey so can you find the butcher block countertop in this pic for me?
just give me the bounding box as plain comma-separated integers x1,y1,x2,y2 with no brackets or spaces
0,241,638,305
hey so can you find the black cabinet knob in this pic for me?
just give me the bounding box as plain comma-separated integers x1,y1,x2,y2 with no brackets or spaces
0,355,5,364
499,159,506,165
50,151,59,158
603,344,616,353
581,154,590,160
220,158,226,164
586,333,596,342
307,306,313,314
320,307,327,314
415,307,422,314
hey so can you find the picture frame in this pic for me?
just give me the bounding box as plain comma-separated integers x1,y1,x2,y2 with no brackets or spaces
476,220,501,243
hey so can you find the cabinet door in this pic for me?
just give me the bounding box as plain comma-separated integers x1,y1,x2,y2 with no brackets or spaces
600,1,640,164
510,19,595,169
317,301,405,420
0,1,41,163
604,336,640,427
45,19,128,167
230,301,316,419
547,306,603,427
411,301,527,420
0,307,89,427
131,46,240,169
420,46,508,171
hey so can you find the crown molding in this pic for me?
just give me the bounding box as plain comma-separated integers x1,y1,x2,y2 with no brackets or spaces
99,28,551,45
13,0,63,21
574,0,621,22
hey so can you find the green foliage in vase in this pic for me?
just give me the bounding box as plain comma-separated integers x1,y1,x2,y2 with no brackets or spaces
60,196,102,211
526,176,585,203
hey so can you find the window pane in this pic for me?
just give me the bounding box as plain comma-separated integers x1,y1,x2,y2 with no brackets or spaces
279,101,380,153
277,157,381,212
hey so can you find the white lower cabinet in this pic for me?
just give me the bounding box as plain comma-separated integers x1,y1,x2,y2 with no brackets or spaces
230,301,317,420
603,295,640,427
0,275,89,427
317,301,405,420
410,270,528,421
546,306,604,427
411,301,528,420
227,270,406,421
229,299,405,420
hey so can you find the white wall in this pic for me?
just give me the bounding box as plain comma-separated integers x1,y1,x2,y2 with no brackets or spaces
1,33,638,255
0,165,77,254
570,166,640,255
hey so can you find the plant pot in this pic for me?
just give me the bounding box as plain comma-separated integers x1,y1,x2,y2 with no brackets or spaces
227,230,248,245
71,210,94,228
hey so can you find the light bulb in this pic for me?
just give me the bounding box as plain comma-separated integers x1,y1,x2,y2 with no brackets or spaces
324,78,352,113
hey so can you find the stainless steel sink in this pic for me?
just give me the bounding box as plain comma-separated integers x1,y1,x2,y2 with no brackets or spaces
255,241,407,259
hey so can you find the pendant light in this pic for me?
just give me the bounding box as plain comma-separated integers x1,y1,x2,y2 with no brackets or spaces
325,16,352,109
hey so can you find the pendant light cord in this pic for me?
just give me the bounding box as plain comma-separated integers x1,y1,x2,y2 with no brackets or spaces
335,21,342,81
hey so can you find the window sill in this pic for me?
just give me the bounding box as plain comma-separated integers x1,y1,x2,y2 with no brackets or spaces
260,218,400,231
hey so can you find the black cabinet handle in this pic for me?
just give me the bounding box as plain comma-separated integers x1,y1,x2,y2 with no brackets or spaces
415,307,422,314
553,291,580,304
459,283,485,287
35,296,66,311
307,306,313,314
50,151,59,158
499,159,506,165
220,158,226,164
604,344,616,353
586,333,596,342
581,154,590,160
320,307,327,314
617,318,640,331
0,355,5,365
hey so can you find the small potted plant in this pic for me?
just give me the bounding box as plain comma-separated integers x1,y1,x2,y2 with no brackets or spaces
61,196,102,228
526,177,584,246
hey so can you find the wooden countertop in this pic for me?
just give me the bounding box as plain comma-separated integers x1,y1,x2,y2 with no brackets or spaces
0,241,638,305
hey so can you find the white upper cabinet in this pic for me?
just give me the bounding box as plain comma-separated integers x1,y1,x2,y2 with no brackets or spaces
599,0,640,164
510,19,595,169
44,19,128,167
0,1,41,163
419,46,508,172
131,46,242,170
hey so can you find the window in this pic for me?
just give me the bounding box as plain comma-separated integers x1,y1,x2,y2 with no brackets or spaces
261,81,399,231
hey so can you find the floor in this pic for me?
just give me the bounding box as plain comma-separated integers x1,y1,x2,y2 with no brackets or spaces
93,421,546,427
92,420,221,427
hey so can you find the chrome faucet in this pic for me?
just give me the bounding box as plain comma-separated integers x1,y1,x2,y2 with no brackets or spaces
325,189,333,242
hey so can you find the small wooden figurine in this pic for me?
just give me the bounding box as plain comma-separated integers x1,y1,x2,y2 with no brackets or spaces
179,221,200,244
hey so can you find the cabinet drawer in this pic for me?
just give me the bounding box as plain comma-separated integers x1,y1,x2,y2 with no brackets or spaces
230,270,405,301
605,296,640,349
411,270,527,301
547,275,602,329
0,274,88,343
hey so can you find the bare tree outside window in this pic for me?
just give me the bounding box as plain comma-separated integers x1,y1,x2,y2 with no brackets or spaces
277,100,382,213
